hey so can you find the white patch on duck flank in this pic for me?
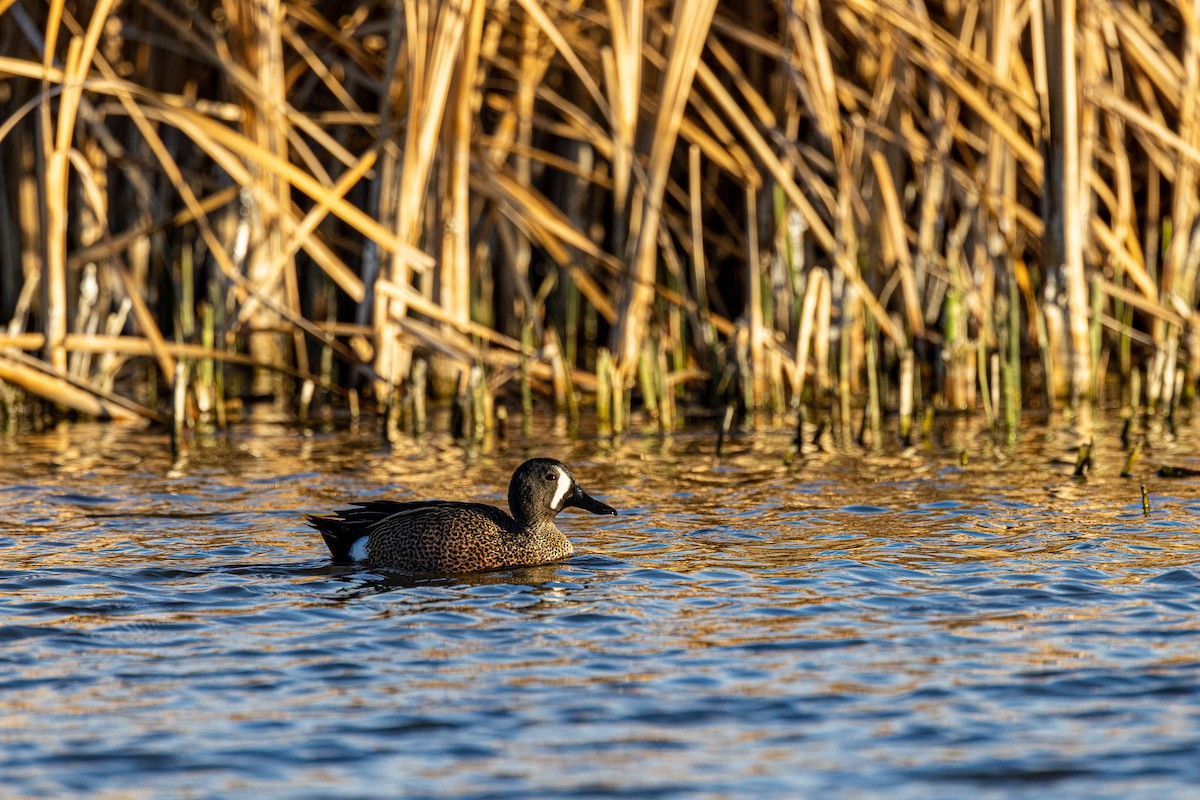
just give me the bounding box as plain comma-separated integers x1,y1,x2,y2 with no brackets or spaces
349,536,370,562
550,466,572,510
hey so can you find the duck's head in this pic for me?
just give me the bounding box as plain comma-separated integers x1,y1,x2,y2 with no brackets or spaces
509,457,617,523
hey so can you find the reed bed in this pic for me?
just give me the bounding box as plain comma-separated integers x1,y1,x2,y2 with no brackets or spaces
0,0,1197,446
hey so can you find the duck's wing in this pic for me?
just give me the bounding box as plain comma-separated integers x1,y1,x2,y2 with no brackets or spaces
347,500,510,529
307,500,509,561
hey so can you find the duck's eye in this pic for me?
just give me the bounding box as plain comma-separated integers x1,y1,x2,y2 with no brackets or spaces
544,471,557,481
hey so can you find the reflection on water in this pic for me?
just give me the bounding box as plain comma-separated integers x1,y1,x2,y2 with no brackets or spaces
2,417,1200,798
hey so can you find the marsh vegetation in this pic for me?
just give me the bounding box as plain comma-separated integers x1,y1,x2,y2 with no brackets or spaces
0,0,1197,445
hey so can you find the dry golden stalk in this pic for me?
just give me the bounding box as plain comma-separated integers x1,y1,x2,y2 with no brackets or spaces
0,351,154,422
610,0,720,375
792,268,826,405
870,151,924,335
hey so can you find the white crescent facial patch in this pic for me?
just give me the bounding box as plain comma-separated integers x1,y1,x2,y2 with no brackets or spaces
550,466,572,510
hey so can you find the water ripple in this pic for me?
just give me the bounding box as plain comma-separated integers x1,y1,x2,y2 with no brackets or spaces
1,423,1199,798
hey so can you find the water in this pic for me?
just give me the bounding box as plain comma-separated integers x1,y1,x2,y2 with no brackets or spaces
2,418,1200,799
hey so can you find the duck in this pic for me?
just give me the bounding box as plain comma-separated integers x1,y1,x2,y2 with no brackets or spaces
308,457,617,573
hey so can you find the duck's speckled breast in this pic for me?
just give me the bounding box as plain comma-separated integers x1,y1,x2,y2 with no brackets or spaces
501,524,574,568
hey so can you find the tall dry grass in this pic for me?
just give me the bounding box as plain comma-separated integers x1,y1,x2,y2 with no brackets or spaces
0,0,1197,443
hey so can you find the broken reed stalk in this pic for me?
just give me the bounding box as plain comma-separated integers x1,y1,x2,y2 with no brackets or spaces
1073,439,1093,477
745,182,764,415
1121,436,1143,477
520,322,534,436
1004,276,1022,437
657,343,675,433
201,303,225,429
596,347,612,436
899,350,915,446
638,338,659,424
837,301,852,446
611,360,627,436
171,359,186,454
864,316,881,448
985,350,999,432
411,358,428,435
469,364,490,441
547,326,578,425
687,145,713,365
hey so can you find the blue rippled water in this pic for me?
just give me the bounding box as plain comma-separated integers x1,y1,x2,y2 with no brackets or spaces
2,419,1199,798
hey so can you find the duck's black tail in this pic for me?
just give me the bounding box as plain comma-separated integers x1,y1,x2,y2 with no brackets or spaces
306,513,369,561
308,502,421,561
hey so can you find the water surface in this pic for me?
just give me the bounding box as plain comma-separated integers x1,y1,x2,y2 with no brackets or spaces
2,417,1199,798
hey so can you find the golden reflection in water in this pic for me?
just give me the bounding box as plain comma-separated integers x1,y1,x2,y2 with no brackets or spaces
2,410,1200,798
4,413,1200,601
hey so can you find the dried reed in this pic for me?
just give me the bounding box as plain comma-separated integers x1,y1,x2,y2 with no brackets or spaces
0,0,1196,445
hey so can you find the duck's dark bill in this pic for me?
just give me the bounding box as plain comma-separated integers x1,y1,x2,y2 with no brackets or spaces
566,489,617,515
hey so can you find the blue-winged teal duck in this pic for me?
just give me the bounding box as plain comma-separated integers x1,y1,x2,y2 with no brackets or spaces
309,458,616,573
